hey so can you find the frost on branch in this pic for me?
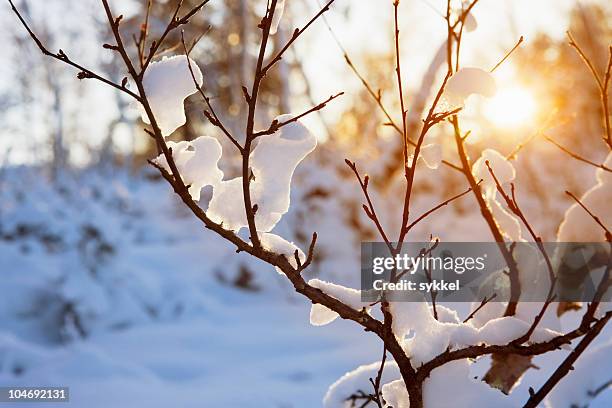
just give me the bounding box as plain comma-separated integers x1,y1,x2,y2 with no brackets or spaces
141,55,203,137
270,0,285,35
259,232,305,274
444,67,496,107
557,151,612,242
308,279,371,326
472,149,523,241
207,115,317,232
153,136,223,201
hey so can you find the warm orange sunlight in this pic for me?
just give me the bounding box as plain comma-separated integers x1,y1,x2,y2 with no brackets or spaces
3,0,612,406
484,87,537,128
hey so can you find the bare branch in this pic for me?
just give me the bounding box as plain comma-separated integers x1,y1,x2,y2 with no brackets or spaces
392,0,408,168
545,136,612,173
8,0,141,100
345,159,394,253
261,0,336,76
369,346,387,408
463,294,497,323
180,32,242,152
253,92,344,137
567,31,603,89
297,232,318,273
522,312,611,408
396,70,454,251
140,0,211,75
565,191,612,241
567,31,612,148
404,184,475,233
490,36,524,73
485,162,558,343
418,311,612,379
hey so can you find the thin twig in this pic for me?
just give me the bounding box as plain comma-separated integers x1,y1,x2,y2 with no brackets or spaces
140,0,210,75
261,0,336,77
485,163,557,342
396,71,455,251
490,36,524,73
8,0,140,100
565,191,612,241
506,113,558,160
253,92,344,137
135,0,152,68
369,346,387,408
567,31,603,89
345,159,393,253
545,136,612,173
319,11,462,172
485,166,555,281
404,184,475,233
522,313,611,408
463,294,497,323
588,379,612,399
418,311,612,379
392,0,408,168
180,32,242,152
567,32,612,148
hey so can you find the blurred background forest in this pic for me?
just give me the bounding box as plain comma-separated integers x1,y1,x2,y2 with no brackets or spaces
2,0,611,233
0,0,611,407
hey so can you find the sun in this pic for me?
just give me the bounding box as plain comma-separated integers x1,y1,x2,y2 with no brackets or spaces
483,87,537,128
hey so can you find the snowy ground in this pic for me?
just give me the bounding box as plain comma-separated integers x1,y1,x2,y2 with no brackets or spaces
0,167,609,407
0,167,384,407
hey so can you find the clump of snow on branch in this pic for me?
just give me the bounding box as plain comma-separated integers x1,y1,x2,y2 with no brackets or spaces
381,379,409,408
452,2,478,32
153,136,223,201
472,148,523,241
308,279,371,326
323,356,512,407
409,143,442,169
207,116,317,232
462,11,478,32
141,55,203,136
472,148,516,197
259,232,305,274
473,273,562,333
489,198,523,242
387,298,560,366
322,297,563,405
444,67,496,107
557,151,612,242
270,0,285,35
323,361,400,408
382,361,512,408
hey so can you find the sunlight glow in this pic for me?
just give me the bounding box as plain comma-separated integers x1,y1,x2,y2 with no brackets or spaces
484,87,537,128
